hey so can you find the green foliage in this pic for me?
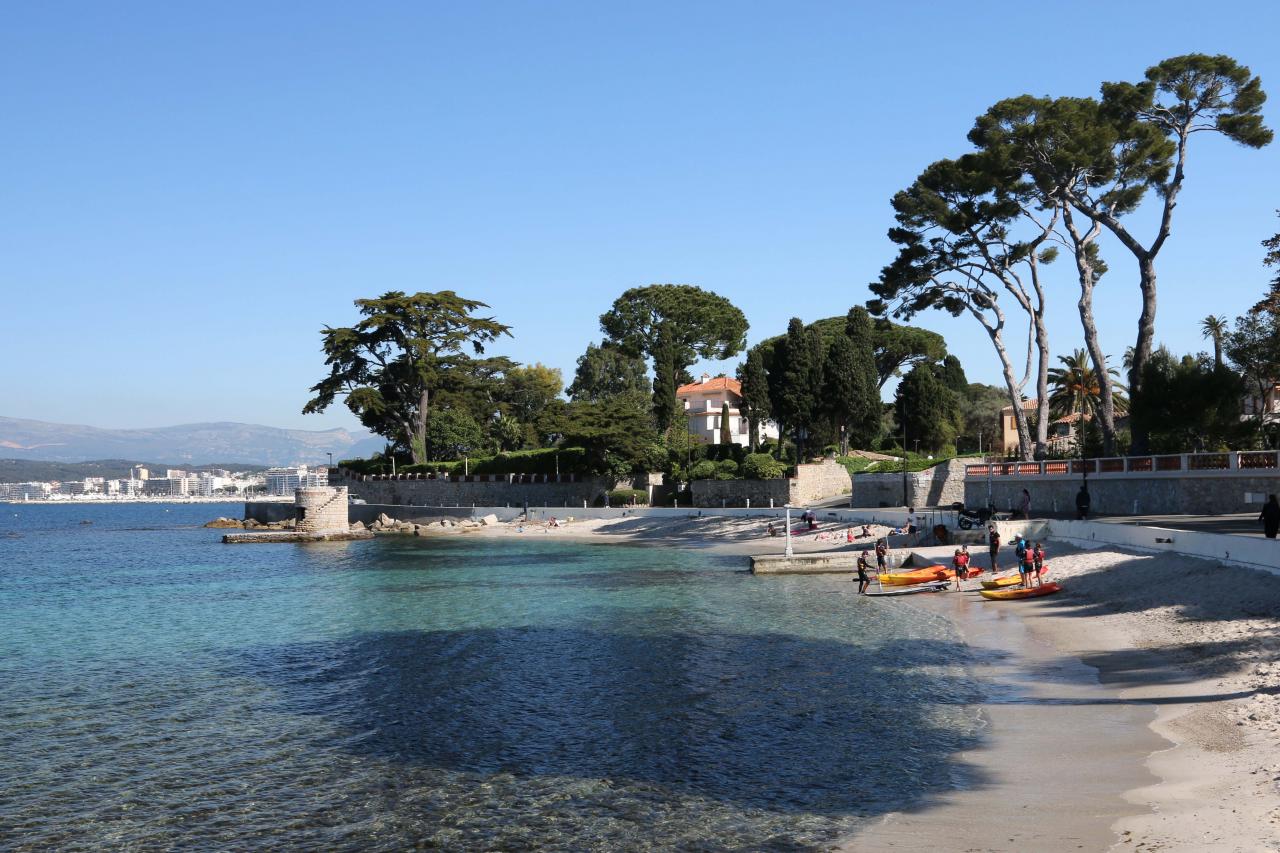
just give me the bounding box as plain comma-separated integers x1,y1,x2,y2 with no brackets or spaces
554,401,664,476
566,342,651,411
607,488,648,506
955,382,1008,454
758,314,945,392
424,407,487,461
719,402,732,445
600,284,748,430
1129,349,1247,453
894,363,961,453
688,460,718,481
303,290,512,464
1047,349,1128,420
501,363,563,425
737,346,772,451
742,453,786,480
774,318,821,461
714,458,740,479
939,355,967,393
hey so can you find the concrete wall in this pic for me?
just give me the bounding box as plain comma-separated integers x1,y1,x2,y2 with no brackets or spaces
853,459,967,509
967,472,1280,516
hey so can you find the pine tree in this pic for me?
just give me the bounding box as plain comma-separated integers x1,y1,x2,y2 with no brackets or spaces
845,307,882,449
895,363,960,453
777,318,818,462
737,347,771,452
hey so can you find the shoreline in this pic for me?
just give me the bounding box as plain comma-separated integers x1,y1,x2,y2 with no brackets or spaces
423,515,1280,850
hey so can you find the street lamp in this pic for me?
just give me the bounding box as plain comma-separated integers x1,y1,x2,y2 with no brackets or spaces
784,504,794,559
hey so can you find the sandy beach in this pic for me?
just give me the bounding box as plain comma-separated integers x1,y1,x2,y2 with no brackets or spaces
417,513,1280,850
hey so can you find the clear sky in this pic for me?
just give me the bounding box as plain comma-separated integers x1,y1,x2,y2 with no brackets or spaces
4,1,1279,433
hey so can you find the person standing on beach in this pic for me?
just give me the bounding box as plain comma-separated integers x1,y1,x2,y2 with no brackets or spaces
875,538,888,575
856,551,872,595
1261,495,1280,539
1019,489,1031,520
1076,485,1091,520
952,547,970,591
987,524,1001,573
1032,542,1046,586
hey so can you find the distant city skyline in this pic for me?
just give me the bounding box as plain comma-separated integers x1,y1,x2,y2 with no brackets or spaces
4,1,1279,432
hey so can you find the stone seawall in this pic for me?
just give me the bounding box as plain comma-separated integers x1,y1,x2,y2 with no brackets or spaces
967,473,1280,516
335,469,616,509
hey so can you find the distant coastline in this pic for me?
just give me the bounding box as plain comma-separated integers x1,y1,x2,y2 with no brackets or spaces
1,496,292,505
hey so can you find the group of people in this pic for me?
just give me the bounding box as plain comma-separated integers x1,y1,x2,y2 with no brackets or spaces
987,524,1045,588
854,538,890,594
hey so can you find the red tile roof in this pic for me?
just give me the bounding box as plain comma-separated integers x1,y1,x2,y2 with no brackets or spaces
677,376,742,396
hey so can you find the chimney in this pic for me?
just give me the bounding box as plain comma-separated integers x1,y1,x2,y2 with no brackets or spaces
700,373,710,384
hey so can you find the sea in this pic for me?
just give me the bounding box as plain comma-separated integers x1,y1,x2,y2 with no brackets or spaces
0,503,984,851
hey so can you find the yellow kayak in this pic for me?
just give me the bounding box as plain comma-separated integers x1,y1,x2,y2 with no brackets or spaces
979,582,1062,601
981,565,1049,589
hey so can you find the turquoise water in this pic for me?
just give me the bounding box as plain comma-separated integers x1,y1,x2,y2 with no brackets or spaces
1,504,983,851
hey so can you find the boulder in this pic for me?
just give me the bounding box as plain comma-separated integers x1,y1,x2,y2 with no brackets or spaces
350,520,366,531
203,517,243,529
479,514,499,527
377,513,394,527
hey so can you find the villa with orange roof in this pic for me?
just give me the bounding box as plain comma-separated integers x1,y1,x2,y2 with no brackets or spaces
676,374,779,447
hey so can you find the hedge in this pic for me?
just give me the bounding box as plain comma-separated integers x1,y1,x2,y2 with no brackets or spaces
340,447,590,477
606,488,648,506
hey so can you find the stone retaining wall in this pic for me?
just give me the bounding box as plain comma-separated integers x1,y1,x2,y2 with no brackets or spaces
967,473,1280,516
689,458,853,508
335,468,616,509
853,459,967,508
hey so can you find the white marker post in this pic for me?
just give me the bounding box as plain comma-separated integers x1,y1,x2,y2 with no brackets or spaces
784,504,793,560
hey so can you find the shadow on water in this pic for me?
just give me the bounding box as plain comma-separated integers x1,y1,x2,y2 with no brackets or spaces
238,626,989,824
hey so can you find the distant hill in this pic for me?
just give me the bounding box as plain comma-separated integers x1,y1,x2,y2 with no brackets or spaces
0,416,384,467
0,459,270,482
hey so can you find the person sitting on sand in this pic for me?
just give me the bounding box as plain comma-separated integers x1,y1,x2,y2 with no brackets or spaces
548,517,561,528
767,522,778,537
861,525,871,539
856,551,872,595
846,527,854,543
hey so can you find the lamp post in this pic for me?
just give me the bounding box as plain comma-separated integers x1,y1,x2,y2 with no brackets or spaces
901,407,909,508
784,504,793,559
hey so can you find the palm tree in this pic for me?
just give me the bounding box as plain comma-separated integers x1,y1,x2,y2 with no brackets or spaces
1048,350,1129,448
1201,315,1228,369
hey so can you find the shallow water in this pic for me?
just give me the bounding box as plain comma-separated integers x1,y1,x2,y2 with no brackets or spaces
1,504,983,851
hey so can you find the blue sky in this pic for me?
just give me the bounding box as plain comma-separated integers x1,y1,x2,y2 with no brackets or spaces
4,1,1279,432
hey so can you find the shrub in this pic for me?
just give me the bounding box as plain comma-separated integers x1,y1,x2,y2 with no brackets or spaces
742,453,786,479
688,460,718,481
607,488,648,506
714,458,740,479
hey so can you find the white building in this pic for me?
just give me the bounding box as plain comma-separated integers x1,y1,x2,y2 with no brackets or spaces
676,374,780,448
264,466,328,496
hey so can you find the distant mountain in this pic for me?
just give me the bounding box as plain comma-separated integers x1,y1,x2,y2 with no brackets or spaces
0,416,384,467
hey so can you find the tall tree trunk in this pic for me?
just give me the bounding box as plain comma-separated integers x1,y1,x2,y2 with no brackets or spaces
969,305,1033,461
1029,262,1051,460
1063,207,1118,455
1128,254,1158,454
410,388,430,464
